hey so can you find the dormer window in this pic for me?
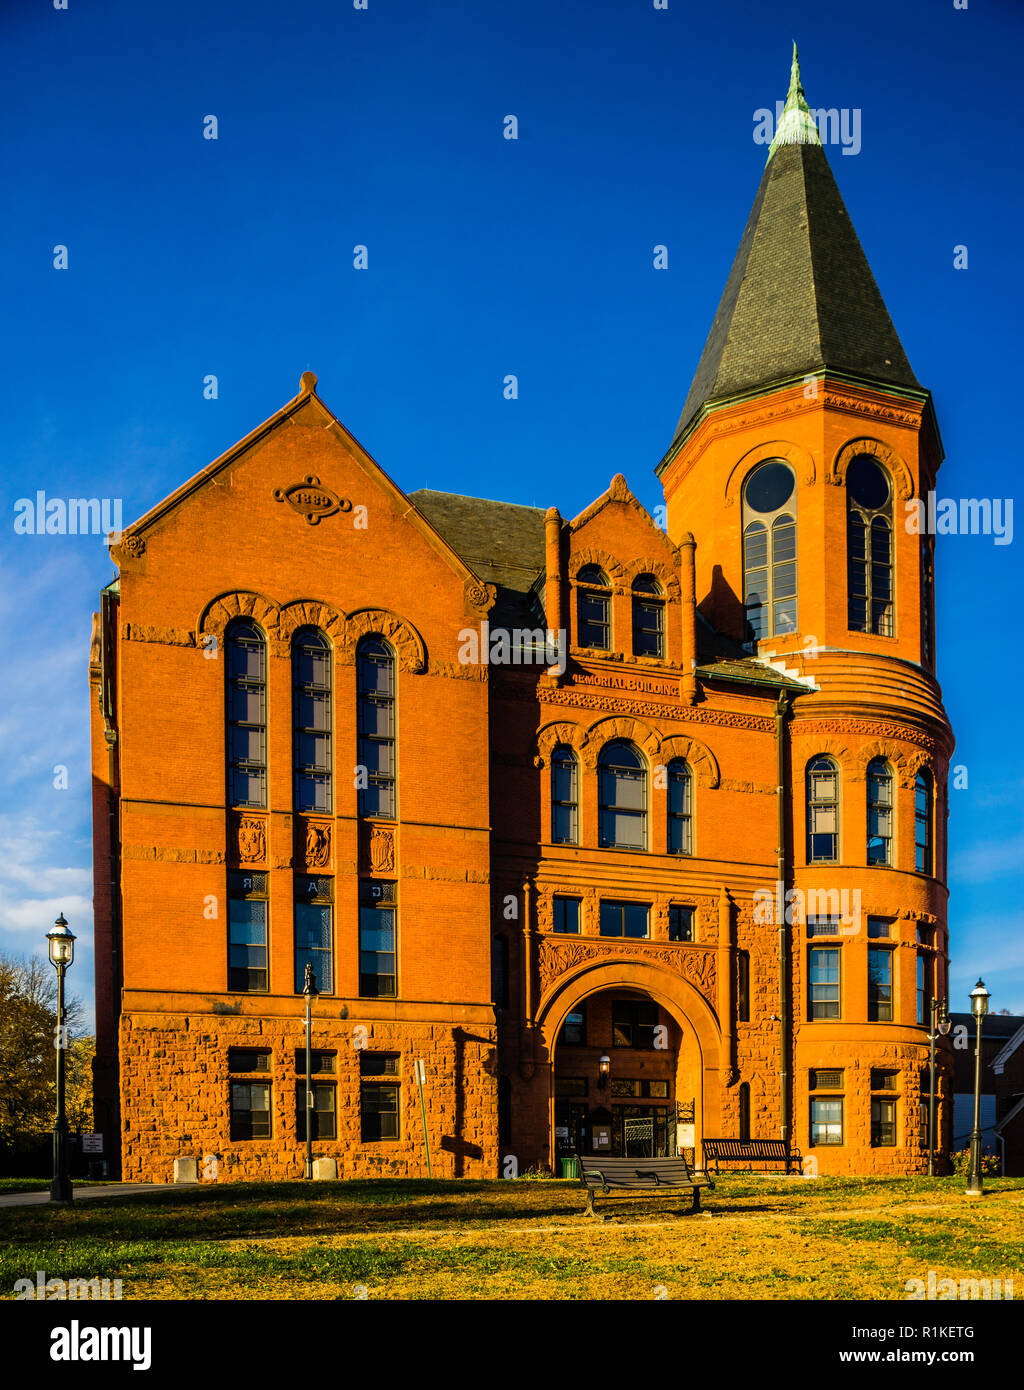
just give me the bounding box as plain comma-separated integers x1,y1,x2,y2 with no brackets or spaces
576,565,611,650
632,575,664,658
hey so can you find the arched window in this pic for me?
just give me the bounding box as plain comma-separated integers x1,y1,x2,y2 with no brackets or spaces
293,628,332,813
357,638,395,819
738,1082,751,1143
667,759,693,855
226,620,267,808
915,770,932,874
866,758,893,866
847,455,894,636
632,575,664,658
741,460,797,643
576,565,611,650
807,755,839,863
598,741,647,850
550,747,578,845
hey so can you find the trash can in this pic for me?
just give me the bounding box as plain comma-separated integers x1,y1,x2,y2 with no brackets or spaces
559,1157,579,1180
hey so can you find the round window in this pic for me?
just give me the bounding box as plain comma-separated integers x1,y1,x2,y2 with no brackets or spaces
846,455,890,511
743,460,795,514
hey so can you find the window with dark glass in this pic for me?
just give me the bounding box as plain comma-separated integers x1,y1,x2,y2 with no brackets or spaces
806,916,842,938
809,1070,844,1147
741,460,797,643
357,638,395,819
847,455,893,636
359,878,397,998
871,1096,896,1147
228,870,269,993
915,770,932,873
600,901,650,939
294,875,333,994
632,575,664,658
612,1001,659,1049
668,905,694,942
738,1082,751,1143
551,747,578,845
294,1050,336,1074
360,1053,399,1141
868,945,893,1022
292,628,332,813
867,917,892,939
296,1081,336,1140
598,742,647,850
229,1048,270,1073
667,760,693,855
576,565,611,649
871,1070,898,1091
230,1081,272,1140
867,758,893,865
226,621,267,808
610,1078,669,1098
492,934,509,1010
737,950,750,1022
921,536,935,666
556,1077,589,1097
917,952,931,1026
559,1006,586,1047
807,756,839,862
553,896,581,934
808,946,840,1019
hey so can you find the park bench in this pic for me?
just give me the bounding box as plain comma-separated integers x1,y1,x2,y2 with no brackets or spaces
575,1152,714,1218
701,1138,802,1175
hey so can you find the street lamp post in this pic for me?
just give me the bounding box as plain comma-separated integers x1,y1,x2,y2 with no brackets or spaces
46,913,76,1205
928,996,951,1177
966,979,990,1197
302,963,318,1180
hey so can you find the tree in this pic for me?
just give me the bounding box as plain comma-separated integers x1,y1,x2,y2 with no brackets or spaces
0,952,88,1141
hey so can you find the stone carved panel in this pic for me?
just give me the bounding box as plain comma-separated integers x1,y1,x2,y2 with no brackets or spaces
304,822,331,869
236,817,267,864
537,936,717,1006
369,826,395,875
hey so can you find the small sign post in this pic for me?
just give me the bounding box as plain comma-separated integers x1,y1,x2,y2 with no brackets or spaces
413,1059,432,1177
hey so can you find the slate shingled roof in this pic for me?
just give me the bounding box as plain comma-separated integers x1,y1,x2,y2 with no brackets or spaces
669,140,920,451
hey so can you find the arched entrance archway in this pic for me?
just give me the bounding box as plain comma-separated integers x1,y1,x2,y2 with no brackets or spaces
536,958,723,1171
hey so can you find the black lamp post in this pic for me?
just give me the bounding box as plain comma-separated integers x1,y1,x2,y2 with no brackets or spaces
928,996,951,1176
966,979,990,1197
302,963,318,1180
47,913,76,1205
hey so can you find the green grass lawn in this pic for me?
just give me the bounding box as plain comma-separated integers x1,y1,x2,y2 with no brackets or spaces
0,1175,1021,1300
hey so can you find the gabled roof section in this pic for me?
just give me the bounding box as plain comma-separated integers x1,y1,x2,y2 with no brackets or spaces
570,474,674,550
113,372,491,600
668,51,921,453
995,1093,1024,1135
992,1023,1024,1076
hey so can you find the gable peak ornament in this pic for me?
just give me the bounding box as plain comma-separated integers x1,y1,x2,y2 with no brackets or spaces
274,475,352,526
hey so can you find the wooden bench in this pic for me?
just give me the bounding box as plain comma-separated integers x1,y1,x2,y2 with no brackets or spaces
701,1138,802,1175
575,1152,714,1218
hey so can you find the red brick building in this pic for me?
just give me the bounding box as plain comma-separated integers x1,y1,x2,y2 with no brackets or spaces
91,54,954,1181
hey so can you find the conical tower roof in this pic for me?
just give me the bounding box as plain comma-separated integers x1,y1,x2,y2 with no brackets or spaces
669,47,920,452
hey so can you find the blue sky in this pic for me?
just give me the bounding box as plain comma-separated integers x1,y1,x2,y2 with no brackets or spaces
2,0,1022,1026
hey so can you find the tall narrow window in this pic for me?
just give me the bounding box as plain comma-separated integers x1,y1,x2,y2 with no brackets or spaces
807,756,839,863
576,565,611,650
808,946,841,1019
551,747,578,845
359,878,396,998
921,536,935,666
667,759,693,855
357,638,395,819
294,874,333,994
847,455,894,636
293,628,331,813
866,758,893,865
917,951,932,1025
738,1082,751,1143
632,575,664,658
868,945,893,1022
598,741,647,849
228,871,268,993
736,950,750,1022
226,621,267,808
360,1053,400,1141
741,460,797,643
915,770,932,873
668,905,694,942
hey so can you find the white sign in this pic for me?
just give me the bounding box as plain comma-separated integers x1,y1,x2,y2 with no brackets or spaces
413,1059,426,1084
82,1133,103,1154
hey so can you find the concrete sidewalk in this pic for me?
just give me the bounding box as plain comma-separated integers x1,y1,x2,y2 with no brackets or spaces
0,1183,173,1208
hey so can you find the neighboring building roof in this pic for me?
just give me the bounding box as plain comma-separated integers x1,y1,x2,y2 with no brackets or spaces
995,1093,1024,1135
992,1023,1024,1076
667,51,921,452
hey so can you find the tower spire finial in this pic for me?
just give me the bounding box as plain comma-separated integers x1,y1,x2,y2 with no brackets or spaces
768,41,821,161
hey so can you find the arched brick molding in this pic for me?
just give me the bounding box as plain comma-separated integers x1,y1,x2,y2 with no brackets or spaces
724,439,816,509
341,608,427,673
535,720,588,769
198,591,283,654
828,437,915,502
622,556,682,600
567,547,626,589
580,715,660,770
657,734,720,789
278,599,346,644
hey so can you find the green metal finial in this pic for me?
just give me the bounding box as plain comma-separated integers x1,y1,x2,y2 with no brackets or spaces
768,41,821,161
